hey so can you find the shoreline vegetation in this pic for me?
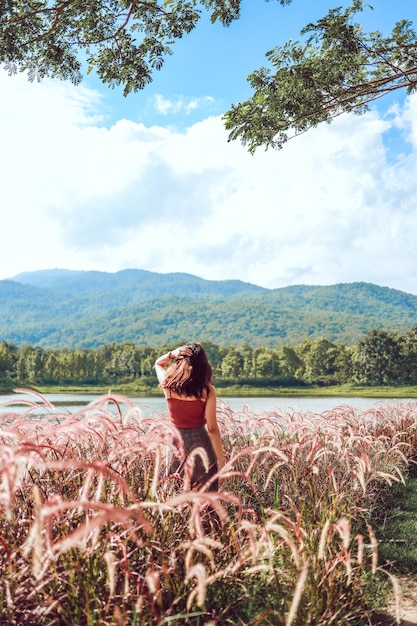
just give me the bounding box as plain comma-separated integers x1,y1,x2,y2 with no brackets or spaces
1,381,417,399
0,392,416,623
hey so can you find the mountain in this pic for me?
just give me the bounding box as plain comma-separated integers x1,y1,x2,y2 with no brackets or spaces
12,268,265,298
1,269,416,348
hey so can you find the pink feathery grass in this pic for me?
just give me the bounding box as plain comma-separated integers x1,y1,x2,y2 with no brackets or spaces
1,391,416,623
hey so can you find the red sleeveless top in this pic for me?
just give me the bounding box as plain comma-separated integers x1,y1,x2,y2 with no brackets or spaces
167,397,206,428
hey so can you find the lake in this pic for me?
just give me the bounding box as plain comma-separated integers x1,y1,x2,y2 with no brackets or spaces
1,391,415,416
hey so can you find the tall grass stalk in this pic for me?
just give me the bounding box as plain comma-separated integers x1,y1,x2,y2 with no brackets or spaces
1,390,416,624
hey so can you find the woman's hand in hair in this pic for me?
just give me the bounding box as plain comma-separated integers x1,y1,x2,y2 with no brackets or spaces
175,345,193,358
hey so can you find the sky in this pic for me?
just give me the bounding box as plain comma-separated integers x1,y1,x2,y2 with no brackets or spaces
1,0,417,293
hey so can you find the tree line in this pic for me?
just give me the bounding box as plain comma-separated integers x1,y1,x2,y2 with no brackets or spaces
1,327,417,388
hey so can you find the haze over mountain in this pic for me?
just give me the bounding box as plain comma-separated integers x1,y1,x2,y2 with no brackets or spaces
1,269,416,349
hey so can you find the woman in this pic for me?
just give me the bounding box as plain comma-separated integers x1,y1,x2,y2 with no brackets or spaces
155,342,225,491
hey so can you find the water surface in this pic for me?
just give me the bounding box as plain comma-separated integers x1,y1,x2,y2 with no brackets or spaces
1,391,414,416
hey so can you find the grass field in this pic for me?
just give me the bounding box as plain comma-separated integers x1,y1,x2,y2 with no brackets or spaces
2,381,417,398
0,391,416,624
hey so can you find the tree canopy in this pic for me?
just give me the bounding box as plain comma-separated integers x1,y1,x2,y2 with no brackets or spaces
224,1,417,151
1,1,416,150
0,0,290,94
2,328,417,388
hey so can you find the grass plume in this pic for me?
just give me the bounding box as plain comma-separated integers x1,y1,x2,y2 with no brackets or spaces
0,390,416,624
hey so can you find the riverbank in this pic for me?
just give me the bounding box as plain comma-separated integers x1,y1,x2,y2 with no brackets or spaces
2,381,417,398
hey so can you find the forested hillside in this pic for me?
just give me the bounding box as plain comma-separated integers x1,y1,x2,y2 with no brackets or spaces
1,269,416,348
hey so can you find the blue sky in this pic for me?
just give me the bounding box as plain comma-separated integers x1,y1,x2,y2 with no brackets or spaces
1,0,417,293
90,0,414,129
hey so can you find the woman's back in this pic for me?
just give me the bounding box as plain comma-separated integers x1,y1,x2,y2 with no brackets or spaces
167,396,206,428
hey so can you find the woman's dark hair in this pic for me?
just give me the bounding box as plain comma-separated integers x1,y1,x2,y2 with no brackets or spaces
163,342,212,398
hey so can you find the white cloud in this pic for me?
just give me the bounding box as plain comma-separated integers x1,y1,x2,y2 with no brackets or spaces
185,96,214,113
1,70,417,295
153,93,215,115
154,94,180,114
